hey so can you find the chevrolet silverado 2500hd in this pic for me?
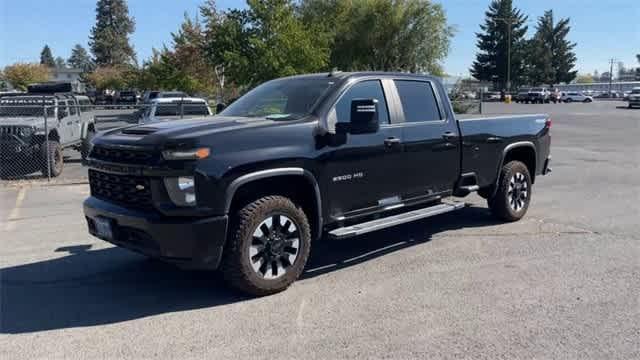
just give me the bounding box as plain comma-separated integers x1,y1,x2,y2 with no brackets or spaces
84,72,552,295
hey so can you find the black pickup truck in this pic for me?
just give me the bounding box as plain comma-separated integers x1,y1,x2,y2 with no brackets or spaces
84,72,552,295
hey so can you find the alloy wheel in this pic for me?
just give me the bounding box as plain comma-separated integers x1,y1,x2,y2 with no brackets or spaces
507,172,528,212
249,214,300,280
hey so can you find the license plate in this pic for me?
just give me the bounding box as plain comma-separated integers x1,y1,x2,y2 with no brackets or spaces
94,217,114,241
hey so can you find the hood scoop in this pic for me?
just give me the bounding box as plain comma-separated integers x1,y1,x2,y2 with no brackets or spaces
121,126,158,135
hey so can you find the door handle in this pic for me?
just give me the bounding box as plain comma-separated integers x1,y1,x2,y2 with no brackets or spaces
486,137,503,143
384,137,401,147
442,131,458,141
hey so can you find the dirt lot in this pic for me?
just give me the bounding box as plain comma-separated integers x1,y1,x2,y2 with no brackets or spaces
1,101,638,359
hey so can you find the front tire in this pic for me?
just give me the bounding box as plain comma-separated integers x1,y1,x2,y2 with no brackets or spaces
41,140,63,177
488,161,532,222
221,195,311,296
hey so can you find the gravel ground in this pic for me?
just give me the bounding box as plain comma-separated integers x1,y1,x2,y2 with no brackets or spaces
0,101,638,359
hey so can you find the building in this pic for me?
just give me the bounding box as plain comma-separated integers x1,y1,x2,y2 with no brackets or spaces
555,81,640,93
49,68,85,93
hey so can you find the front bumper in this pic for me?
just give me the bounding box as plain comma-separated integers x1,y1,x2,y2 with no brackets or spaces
84,196,228,269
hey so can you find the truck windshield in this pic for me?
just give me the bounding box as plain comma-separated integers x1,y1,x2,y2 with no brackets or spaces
220,77,335,119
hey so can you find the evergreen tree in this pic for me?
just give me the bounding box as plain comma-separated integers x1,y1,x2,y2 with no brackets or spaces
55,57,67,69
68,44,95,72
40,45,55,67
546,11,577,84
470,0,528,90
89,0,136,66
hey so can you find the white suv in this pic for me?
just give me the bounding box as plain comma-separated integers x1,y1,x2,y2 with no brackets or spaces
561,92,593,103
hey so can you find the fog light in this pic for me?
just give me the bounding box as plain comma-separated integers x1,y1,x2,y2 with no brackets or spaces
164,176,196,206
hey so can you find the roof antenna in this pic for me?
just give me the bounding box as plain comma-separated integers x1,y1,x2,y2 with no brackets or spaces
328,68,342,77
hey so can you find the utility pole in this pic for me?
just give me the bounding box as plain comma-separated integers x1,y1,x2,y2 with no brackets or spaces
496,17,513,92
608,58,615,95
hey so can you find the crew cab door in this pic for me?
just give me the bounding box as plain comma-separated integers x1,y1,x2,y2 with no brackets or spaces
56,100,73,144
391,79,460,197
68,98,82,140
322,79,405,219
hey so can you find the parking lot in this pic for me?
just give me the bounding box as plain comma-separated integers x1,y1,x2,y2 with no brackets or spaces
1,101,638,359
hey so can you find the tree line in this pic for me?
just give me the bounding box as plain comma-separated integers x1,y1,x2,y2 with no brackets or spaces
1,0,455,98
471,0,578,90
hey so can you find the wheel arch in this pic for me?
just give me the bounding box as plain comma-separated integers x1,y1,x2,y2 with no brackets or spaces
225,168,323,240
48,129,60,142
82,122,96,139
489,142,537,198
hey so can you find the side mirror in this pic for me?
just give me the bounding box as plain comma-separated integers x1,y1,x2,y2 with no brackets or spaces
348,98,379,134
215,103,226,114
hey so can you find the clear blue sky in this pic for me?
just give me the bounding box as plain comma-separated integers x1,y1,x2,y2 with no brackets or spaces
1,0,638,76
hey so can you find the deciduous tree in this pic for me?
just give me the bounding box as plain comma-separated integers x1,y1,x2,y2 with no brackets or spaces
300,0,453,75
201,0,329,88
3,63,51,91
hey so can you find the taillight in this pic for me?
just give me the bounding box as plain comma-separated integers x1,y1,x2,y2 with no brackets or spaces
545,118,552,129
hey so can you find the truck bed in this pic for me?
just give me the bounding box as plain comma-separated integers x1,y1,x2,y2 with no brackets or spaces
457,114,551,188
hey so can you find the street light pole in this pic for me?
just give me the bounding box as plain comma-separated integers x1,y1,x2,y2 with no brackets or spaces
496,17,513,92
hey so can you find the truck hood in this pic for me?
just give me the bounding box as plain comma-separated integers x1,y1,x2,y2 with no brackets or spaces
0,117,46,128
93,115,288,148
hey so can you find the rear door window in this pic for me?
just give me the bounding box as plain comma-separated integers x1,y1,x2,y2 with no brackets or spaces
393,80,442,122
182,103,210,115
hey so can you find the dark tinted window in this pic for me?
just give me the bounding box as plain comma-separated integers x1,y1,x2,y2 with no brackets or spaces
154,104,179,116
335,80,389,124
68,100,77,115
394,80,442,122
182,103,210,115
159,92,187,98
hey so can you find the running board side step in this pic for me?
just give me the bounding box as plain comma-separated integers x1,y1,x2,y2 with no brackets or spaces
328,201,466,239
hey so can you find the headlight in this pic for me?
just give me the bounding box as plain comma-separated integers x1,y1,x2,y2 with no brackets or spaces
162,147,210,160
163,176,196,206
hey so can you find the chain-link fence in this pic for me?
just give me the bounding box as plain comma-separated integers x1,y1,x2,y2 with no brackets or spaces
0,99,215,186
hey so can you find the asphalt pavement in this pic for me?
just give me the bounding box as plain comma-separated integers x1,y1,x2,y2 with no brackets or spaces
0,101,638,359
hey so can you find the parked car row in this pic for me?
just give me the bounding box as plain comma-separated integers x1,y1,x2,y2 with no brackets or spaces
515,88,593,104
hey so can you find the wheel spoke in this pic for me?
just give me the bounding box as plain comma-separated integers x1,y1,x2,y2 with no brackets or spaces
259,223,270,237
252,257,264,273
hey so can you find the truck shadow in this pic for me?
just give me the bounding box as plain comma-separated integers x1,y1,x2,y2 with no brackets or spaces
1,205,499,334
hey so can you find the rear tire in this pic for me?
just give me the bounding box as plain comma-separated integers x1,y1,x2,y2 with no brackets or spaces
221,195,311,296
40,140,63,177
487,161,532,222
